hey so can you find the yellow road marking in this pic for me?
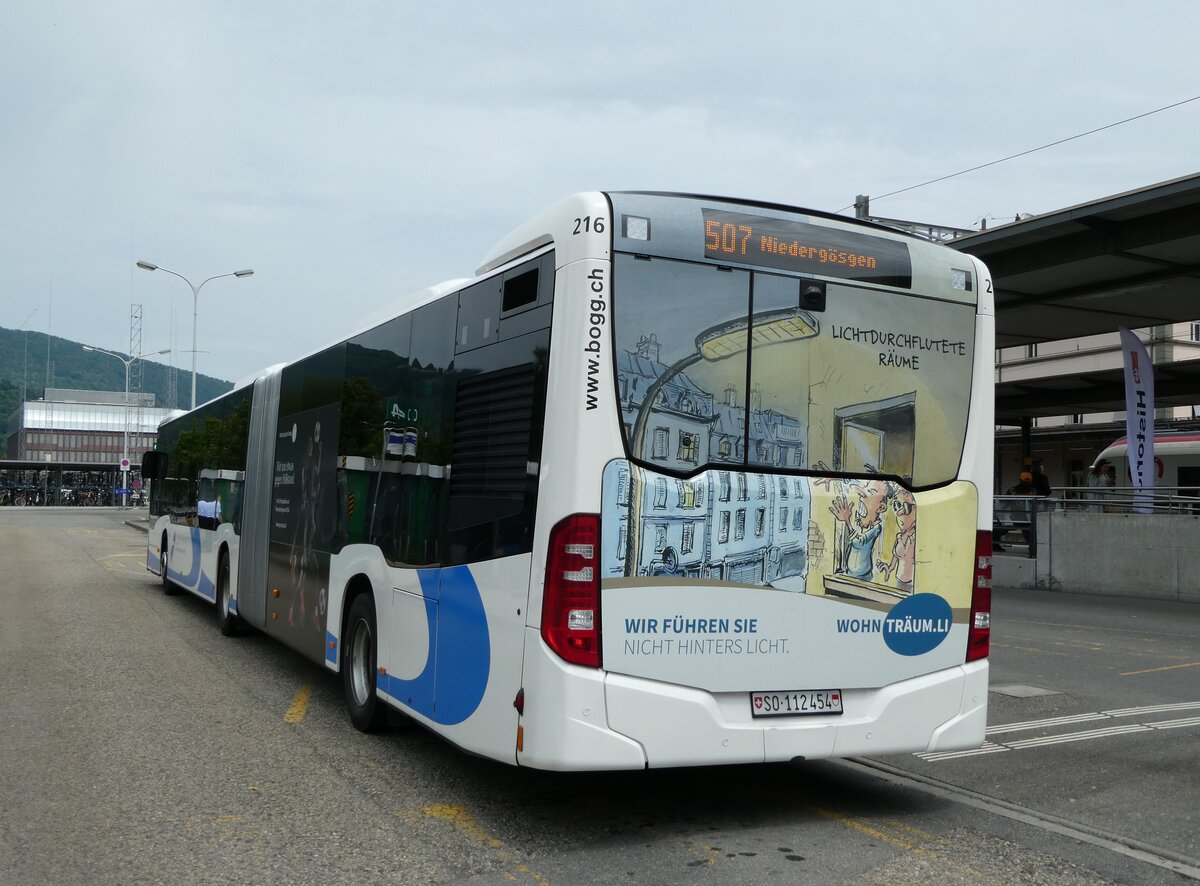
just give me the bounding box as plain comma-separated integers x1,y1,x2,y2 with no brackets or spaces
883,818,938,840
97,551,146,573
419,804,547,884
283,684,312,723
1004,617,1200,641
990,643,1069,656
808,805,924,852
1120,661,1200,676
686,843,721,866
99,551,146,568
423,804,503,849
808,805,994,881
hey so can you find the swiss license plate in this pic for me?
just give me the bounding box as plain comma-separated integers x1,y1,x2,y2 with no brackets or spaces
751,689,842,718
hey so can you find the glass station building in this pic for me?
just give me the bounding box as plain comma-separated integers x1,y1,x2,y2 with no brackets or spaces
2,388,182,506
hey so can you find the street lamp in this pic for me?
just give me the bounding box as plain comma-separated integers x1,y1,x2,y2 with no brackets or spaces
82,345,171,507
135,261,254,410
18,308,37,458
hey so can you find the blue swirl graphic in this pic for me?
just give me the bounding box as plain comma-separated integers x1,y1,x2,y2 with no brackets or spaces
166,528,215,600
378,565,490,725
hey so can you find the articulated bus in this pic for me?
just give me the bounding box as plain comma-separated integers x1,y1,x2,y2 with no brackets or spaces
142,192,994,770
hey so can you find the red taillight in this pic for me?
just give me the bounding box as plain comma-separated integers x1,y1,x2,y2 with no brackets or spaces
967,530,992,662
542,514,601,668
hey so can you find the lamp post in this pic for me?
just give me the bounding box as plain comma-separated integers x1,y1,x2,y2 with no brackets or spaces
135,261,254,410
18,308,37,458
82,345,170,507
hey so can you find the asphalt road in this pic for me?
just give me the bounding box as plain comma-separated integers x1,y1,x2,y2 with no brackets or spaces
2,509,1197,885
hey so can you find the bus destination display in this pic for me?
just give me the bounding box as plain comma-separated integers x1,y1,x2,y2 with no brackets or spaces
703,209,912,288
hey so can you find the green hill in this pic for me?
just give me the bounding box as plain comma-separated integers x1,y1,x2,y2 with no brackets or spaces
0,326,233,421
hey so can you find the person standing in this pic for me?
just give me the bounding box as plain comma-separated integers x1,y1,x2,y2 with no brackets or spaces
1007,472,1037,496
1003,472,1038,545
197,497,217,530
1032,462,1052,498
1087,459,1110,512
1103,462,1118,512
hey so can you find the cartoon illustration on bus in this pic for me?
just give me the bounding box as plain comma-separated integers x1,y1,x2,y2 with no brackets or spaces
603,296,924,602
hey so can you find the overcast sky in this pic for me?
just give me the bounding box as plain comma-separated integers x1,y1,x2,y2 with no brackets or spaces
2,1,1197,392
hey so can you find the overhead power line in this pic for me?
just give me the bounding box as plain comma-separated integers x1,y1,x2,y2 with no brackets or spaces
838,95,1200,213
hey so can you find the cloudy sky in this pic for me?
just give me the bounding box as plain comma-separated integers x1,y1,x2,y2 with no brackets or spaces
2,1,1197,390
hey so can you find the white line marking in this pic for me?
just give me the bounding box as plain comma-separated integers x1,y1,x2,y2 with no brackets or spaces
985,712,1108,735
919,742,1011,762
986,700,1200,736
919,709,1200,761
1103,701,1200,717
1150,715,1200,730
1005,724,1149,750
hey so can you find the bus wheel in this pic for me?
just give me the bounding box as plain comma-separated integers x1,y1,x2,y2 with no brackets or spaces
216,551,238,637
343,594,387,732
160,533,178,596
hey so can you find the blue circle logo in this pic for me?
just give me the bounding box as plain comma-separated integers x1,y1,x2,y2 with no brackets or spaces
883,593,953,656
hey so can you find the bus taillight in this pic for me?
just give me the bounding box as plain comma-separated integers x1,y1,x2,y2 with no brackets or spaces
967,530,992,662
542,514,602,668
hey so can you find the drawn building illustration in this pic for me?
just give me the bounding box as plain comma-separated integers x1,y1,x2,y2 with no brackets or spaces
606,303,932,602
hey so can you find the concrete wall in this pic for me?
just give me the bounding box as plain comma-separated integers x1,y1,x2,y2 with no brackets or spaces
993,511,1200,603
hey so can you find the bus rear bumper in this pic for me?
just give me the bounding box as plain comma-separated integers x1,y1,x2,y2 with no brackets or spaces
604,659,989,767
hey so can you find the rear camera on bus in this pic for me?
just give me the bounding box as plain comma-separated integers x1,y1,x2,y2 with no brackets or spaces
800,280,827,312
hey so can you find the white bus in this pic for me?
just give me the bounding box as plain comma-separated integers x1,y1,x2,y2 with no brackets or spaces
142,192,994,770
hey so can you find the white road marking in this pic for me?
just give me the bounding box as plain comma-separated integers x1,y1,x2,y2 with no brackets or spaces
987,700,1200,736
917,701,1200,762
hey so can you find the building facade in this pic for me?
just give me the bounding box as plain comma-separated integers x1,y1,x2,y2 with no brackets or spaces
6,388,180,464
2,388,183,506
994,322,1200,490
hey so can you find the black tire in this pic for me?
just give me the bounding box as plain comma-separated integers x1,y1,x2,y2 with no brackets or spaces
342,593,387,732
216,550,238,637
160,533,178,596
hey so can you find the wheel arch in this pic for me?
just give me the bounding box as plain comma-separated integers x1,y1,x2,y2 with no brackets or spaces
334,572,376,673
216,541,233,601
215,542,239,636
159,528,176,594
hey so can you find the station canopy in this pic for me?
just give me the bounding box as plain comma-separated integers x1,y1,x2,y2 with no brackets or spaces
951,173,1200,424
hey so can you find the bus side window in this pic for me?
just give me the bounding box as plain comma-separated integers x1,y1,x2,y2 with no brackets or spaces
446,257,552,564
400,296,458,566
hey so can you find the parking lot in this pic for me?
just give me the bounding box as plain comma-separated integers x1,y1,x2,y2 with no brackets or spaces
2,508,1198,884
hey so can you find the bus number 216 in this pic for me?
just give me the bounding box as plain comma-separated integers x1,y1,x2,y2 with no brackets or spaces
573,216,606,234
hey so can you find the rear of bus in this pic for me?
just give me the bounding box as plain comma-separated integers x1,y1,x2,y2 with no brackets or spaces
518,192,993,770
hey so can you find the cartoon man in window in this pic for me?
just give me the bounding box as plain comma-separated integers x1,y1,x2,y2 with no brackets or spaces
829,479,893,582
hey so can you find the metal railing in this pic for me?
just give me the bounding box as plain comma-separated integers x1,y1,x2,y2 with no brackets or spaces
992,495,1041,556
1038,485,1200,515
992,486,1200,558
